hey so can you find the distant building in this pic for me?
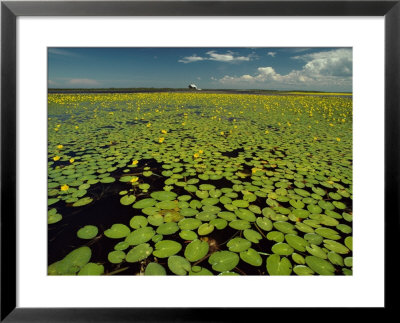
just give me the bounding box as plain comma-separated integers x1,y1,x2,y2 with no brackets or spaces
188,84,201,90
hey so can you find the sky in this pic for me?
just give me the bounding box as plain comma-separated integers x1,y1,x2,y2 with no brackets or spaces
48,47,352,92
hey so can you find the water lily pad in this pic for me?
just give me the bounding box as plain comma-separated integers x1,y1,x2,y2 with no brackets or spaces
336,224,352,234
153,240,182,258
77,225,98,239
156,222,179,235
198,223,214,235
126,243,153,262
267,231,284,243
209,218,227,230
289,199,305,209
129,215,148,229
104,224,131,239
151,190,177,201
196,211,216,222
132,198,157,209
271,242,294,256
145,262,167,275
292,253,306,265
49,246,92,275
196,190,209,199
285,234,308,252
315,227,341,240
208,251,239,272
147,213,164,226
178,218,202,231
304,233,323,245
167,256,191,275
78,263,104,275
48,198,60,206
179,230,198,240
305,256,335,275
108,250,126,264
306,244,327,259
120,194,136,206
180,208,198,217
256,217,273,231
240,248,262,267
327,251,344,266
295,222,315,233
218,211,237,221
273,221,296,234
156,200,178,210
48,211,62,224
232,200,249,208
293,265,314,275
189,266,213,275
344,236,353,250
266,254,292,275
229,220,251,230
344,256,352,267
323,239,350,254
114,241,129,251
292,209,310,219
184,239,209,262
125,226,155,245
72,197,93,207
243,229,262,243
227,237,251,252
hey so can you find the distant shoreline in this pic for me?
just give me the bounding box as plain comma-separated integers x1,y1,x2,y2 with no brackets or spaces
48,88,352,97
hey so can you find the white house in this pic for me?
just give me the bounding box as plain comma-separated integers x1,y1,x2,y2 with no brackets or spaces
188,84,201,90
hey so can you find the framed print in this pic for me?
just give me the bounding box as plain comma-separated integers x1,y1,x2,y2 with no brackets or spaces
1,0,398,321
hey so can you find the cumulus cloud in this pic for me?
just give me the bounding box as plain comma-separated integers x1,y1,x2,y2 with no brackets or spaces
179,50,252,63
293,48,352,77
267,52,276,57
217,48,352,90
67,78,99,86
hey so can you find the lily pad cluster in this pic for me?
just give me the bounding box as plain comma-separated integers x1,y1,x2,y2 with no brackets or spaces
48,92,352,275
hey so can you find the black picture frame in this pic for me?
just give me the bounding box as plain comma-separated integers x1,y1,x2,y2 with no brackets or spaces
1,0,398,321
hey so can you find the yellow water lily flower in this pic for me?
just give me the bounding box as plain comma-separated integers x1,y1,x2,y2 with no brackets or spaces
314,137,318,141
220,131,224,135
198,150,203,154
75,126,79,129
60,184,69,191
336,137,341,142
265,130,269,134
53,156,60,161
57,145,63,149
130,177,139,183
161,129,167,134
193,153,200,158
146,123,151,127
131,160,138,165
69,158,75,163
159,137,165,143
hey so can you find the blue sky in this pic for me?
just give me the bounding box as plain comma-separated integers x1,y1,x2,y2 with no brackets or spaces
48,47,352,92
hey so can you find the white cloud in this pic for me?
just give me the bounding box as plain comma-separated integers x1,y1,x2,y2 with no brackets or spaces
293,48,352,77
217,48,352,90
48,48,80,57
179,50,252,63
67,78,99,86
267,52,276,57
178,55,205,63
